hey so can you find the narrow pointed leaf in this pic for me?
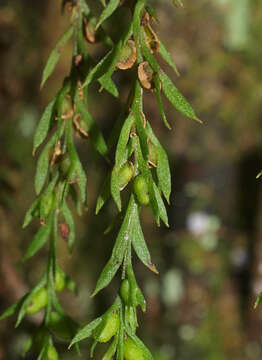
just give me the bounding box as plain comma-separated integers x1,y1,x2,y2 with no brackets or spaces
96,0,121,30
132,204,159,274
69,318,102,348
126,334,154,360
75,158,87,204
159,70,201,123
111,167,121,211
102,334,118,360
35,133,56,195
92,196,136,296
254,293,262,309
154,74,171,130
23,216,52,260
22,197,41,228
41,25,73,88
158,39,179,76
15,277,46,327
33,98,56,154
153,182,169,227
75,96,108,158
0,296,26,321
115,114,134,167
156,144,171,203
96,174,111,214
99,75,119,98
62,201,75,252
82,50,113,88
133,0,146,62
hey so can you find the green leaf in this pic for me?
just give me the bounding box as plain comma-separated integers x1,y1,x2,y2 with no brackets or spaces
75,157,87,204
146,123,171,203
158,39,179,76
254,293,262,309
23,173,58,228
92,256,124,297
15,276,46,327
115,114,134,167
156,144,171,203
117,311,124,360
69,318,102,348
0,296,26,321
82,51,113,88
41,25,74,88
36,335,50,360
22,337,33,357
127,334,154,360
154,74,171,130
132,203,159,274
99,22,133,78
133,0,146,62
75,96,108,158
22,198,41,228
159,70,201,123
92,196,136,296
99,75,119,98
82,23,132,89
23,216,52,260
132,81,149,161
96,174,111,214
33,98,56,155
135,137,160,225
35,133,56,195
102,334,118,360
95,0,121,30
141,34,160,73
111,167,122,211
153,182,169,227
62,201,75,252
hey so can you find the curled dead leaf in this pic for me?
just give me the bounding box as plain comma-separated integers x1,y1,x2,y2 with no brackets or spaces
84,18,95,43
117,40,137,70
142,12,160,53
59,222,70,240
138,61,154,90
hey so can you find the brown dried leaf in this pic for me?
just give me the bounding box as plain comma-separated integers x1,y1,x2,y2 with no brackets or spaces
75,54,83,66
59,222,70,240
84,18,96,43
142,12,160,53
138,61,154,90
117,40,137,70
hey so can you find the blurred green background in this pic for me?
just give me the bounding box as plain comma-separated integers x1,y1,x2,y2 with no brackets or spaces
1,0,262,359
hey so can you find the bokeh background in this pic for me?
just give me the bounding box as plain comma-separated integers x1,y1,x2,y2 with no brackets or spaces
1,0,262,359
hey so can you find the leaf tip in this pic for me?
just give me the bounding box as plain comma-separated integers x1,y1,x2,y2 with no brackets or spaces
195,117,203,124
147,262,159,275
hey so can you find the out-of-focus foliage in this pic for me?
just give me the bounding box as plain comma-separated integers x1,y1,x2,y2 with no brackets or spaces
1,0,262,359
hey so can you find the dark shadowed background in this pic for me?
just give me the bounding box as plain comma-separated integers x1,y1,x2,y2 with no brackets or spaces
1,0,262,359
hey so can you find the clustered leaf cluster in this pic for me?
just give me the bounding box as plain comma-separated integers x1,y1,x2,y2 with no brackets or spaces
0,0,201,358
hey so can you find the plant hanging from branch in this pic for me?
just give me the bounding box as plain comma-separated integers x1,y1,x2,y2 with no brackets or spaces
0,0,200,358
